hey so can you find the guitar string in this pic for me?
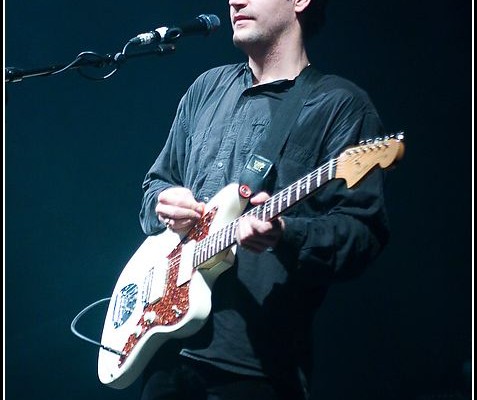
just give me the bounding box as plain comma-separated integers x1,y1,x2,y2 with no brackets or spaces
163,143,392,274
103,142,395,356
145,142,394,303
156,159,340,278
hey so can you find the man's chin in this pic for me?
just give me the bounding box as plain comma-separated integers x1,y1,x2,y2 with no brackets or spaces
232,33,258,52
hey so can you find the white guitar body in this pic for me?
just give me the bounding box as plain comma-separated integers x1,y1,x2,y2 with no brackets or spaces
96,135,405,390
98,183,248,389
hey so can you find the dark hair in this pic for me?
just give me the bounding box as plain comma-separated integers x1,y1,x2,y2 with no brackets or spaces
300,0,329,39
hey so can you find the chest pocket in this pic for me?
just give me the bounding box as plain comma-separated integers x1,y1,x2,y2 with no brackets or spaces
238,118,270,157
186,126,212,173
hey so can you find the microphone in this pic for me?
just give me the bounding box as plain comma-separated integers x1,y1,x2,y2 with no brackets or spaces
130,14,221,45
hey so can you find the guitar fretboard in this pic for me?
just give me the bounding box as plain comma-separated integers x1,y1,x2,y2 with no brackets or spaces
193,159,337,268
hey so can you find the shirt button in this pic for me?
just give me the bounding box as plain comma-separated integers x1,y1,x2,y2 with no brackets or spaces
203,196,210,202
217,162,224,169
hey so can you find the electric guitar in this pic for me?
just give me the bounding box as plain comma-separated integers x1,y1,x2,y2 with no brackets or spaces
98,134,405,389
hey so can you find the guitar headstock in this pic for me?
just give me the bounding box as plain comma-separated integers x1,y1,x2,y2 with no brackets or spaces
335,133,405,188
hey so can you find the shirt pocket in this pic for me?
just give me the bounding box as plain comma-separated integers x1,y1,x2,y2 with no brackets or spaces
276,142,316,189
187,126,212,172
282,142,315,168
239,118,269,157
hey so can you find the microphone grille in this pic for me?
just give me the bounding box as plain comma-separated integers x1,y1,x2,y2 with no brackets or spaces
199,14,221,32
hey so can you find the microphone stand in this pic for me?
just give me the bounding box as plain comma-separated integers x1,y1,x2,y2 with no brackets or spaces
5,43,176,84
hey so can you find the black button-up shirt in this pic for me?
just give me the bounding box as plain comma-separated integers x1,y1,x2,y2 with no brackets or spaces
139,63,390,378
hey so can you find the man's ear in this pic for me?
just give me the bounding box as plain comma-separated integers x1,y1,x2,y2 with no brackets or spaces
294,0,311,13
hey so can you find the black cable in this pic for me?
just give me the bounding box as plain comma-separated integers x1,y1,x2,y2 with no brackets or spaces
70,297,125,356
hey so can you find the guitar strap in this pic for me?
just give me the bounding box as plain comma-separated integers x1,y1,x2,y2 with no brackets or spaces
238,66,323,198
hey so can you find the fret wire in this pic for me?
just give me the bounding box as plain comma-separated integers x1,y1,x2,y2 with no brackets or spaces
231,221,237,246
229,222,234,245
210,233,216,256
213,233,217,255
225,222,231,247
218,229,224,251
215,232,219,252
223,225,228,248
195,243,199,265
286,188,292,208
256,205,261,221
207,235,212,259
291,181,300,204
264,201,270,220
193,246,198,267
222,224,227,249
193,157,339,267
202,236,208,260
308,171,316,192
227,222,233,247
201,239,207,261
268,199,274,219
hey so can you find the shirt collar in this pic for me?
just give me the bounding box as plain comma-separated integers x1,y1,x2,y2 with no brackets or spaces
240,62,313,90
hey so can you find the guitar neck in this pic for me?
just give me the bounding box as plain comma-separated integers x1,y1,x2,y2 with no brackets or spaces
248,158,337,221
193,159,337,268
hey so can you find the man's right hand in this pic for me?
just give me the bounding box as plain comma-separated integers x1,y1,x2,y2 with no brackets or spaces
155,187,205,235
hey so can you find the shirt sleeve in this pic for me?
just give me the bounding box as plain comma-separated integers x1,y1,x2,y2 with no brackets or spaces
276,88,391,285
139,96,190,235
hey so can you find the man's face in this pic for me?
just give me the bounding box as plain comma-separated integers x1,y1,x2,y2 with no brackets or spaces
229,0,296,52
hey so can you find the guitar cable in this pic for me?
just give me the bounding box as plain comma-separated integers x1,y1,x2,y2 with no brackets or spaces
70,297,126,356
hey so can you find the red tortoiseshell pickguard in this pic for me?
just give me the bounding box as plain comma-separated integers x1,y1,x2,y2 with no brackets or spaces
118,207,218,366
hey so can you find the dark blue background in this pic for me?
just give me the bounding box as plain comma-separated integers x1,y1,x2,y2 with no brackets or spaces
5,1,472,399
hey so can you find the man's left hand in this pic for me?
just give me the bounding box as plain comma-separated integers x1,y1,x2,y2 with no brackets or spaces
236,192,285,253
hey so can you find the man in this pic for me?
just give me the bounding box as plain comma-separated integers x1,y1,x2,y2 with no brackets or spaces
139,0,389,398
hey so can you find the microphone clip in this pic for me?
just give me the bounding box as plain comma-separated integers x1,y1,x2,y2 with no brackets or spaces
129,27,182,46
128,14,220,46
